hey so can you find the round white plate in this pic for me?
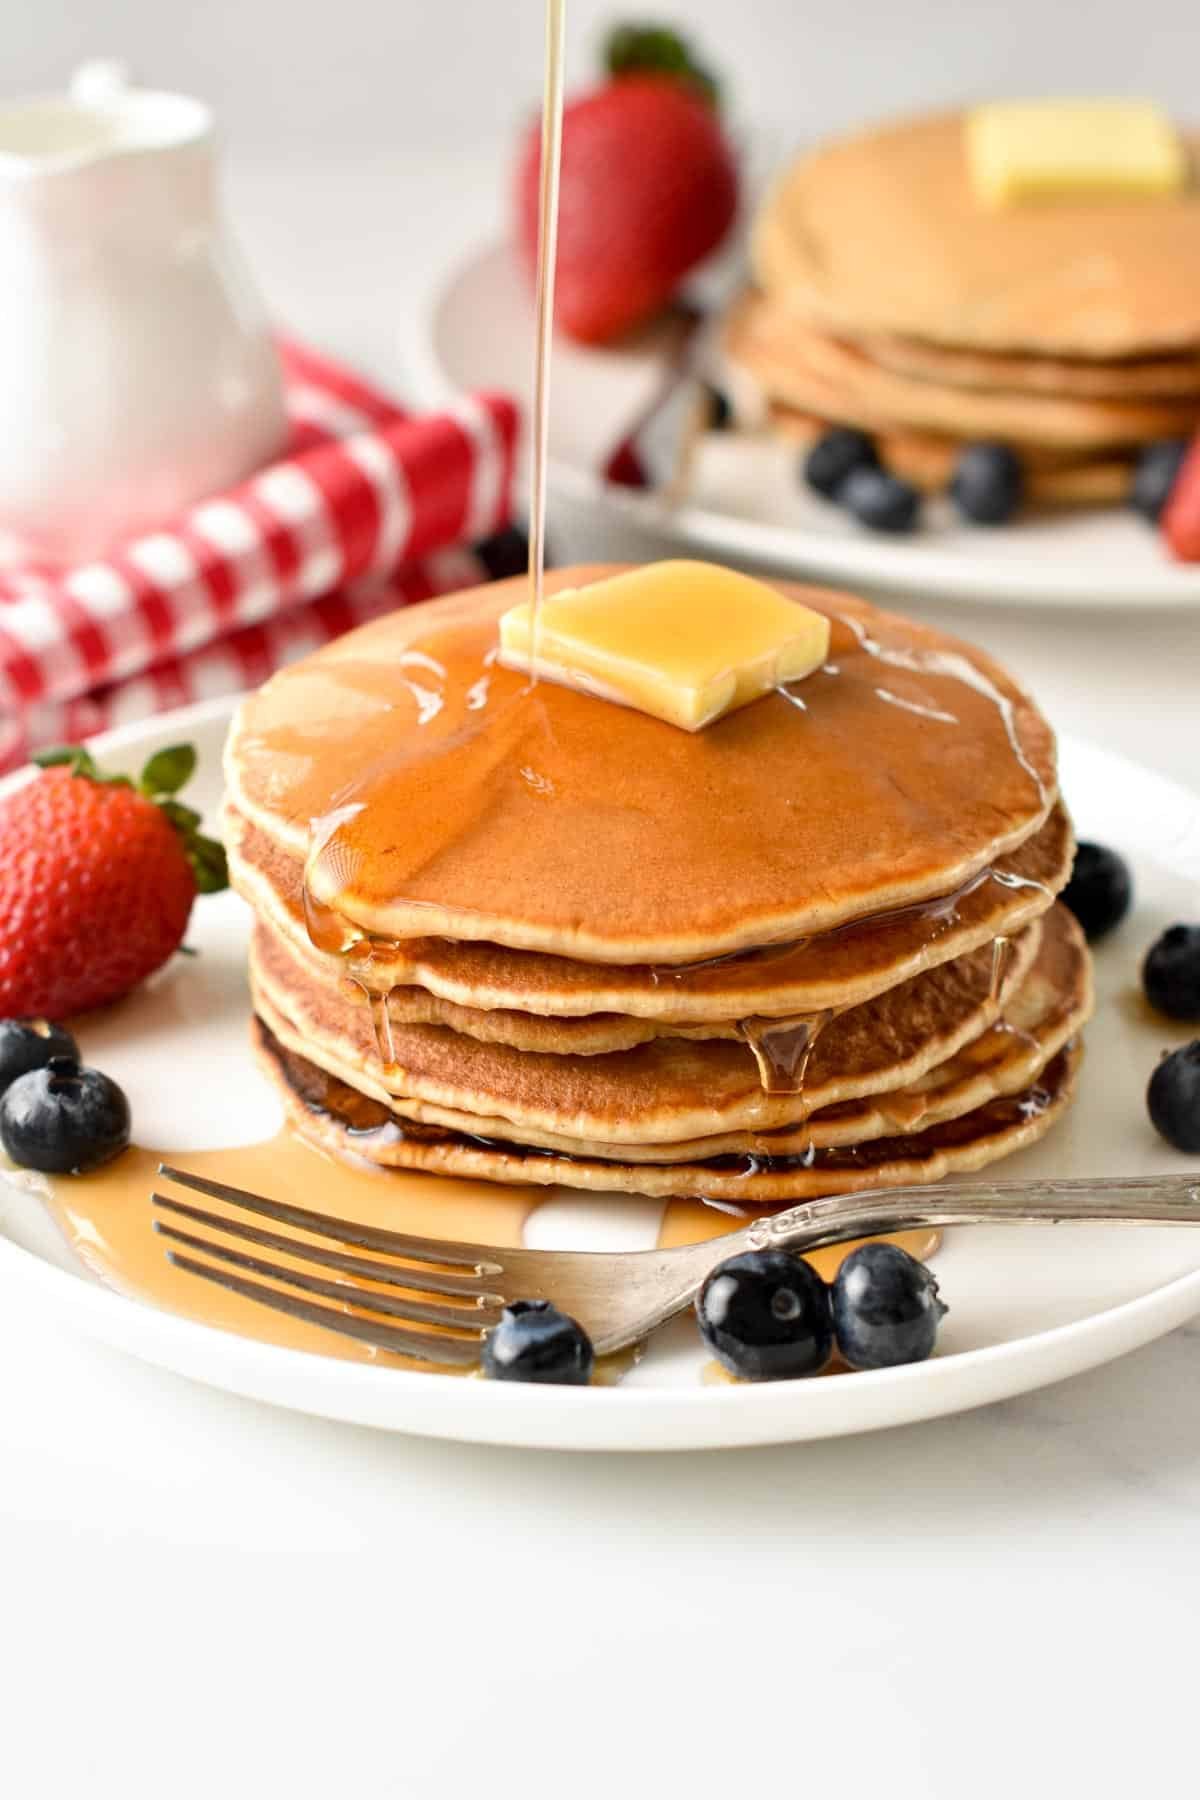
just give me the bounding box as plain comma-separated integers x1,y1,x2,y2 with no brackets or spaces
417,241,1200,613
1,697,1199,1450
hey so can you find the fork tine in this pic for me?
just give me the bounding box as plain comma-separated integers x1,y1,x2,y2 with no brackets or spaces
156,1164,505,1273
164,1249,484,1366
151,1193,502,1303
155,1221,504,1331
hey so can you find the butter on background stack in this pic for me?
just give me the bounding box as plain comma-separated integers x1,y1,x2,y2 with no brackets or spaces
966,98,1188,206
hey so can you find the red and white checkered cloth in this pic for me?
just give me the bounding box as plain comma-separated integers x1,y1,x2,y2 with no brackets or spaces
0,339,519,772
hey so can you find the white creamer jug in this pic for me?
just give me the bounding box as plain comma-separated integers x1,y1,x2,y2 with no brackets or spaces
0,61,286,561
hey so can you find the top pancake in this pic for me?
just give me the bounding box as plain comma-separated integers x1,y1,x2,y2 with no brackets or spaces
226,567,1057,963
753,111,1200,357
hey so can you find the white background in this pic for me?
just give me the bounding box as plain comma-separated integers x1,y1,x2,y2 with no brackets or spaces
2,8,1199,1799
3,0,1197,155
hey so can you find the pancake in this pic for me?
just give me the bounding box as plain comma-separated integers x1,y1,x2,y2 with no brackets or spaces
251,903,1087,1165
228,562,1087,1214
225,569,1058,964
225,799,1072,1022
856,331,1200,401
753,110,1200,356
250,900,1039,1059
726,292,1200,450
253,1015,1083,1205
249,915,1043,1144
765,405,1135,505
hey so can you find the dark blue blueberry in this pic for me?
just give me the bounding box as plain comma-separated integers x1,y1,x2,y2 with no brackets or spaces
803,427,877,500
0,1056,130,1174
704,383,734,431
840,465,921,533
481,1298,593,1385
831,1241,947,1371
696,1248,833,1380
1147,1041,1200,1153
1060,841,1134,942
1131,440,1189,524
475,524,531,582
0,1019,80,1095
1143,924,1200,1021
949,442,1024,525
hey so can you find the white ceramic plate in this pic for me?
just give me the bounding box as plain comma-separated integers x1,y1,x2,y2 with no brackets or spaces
416,242,1200,613
1,697,1199,1451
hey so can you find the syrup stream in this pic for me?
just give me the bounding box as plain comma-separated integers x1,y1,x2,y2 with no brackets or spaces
526,0,566,676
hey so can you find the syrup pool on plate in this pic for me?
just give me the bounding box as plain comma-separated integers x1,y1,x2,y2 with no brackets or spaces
22,1128,937,1375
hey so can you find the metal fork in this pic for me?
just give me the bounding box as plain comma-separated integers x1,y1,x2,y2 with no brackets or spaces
152,1166,1200,1369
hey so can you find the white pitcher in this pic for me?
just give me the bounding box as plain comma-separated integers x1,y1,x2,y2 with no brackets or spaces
0,62,286,562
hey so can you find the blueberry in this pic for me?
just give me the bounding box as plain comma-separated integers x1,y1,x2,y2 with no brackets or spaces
1131,440,1189,524
0,1019,80,1095
1147,1041,1200,1153
840,466,921,533
0,1056,130,1174
949,442,1024,525
703,383,734,431
1143,924,1200,1021
475,524,530,582
803,427,877,500
831,1241,948,1370
696,1248,833,1380
1060,841,1134,942
482,1298,593,1385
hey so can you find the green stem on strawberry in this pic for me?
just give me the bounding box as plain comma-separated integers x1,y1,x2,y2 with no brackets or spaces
604,22,721,109
31,741,228,895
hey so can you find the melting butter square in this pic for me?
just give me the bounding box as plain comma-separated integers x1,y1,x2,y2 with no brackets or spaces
497,561,831,731
966,99,1187,206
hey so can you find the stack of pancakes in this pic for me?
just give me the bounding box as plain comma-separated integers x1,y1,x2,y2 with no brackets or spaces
224,566,1092,1207
728,110,1200,504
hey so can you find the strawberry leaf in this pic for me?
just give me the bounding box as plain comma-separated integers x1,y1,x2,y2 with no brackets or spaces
141,744,197,797
158,799,203,835
33,744,100,778
604,23,721,108
187,834,229,895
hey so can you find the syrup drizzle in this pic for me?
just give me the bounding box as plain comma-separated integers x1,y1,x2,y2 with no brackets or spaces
526,0,566,675
835,611,1050,812
645,858,1054,993
738,1009,834,1098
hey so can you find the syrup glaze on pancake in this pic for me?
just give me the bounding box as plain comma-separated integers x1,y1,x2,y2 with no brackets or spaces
225,800,1070,1022
226,568,1056,964
250,904,1088,1165
252,1015,1082,1205
248,916,1044,1144
753,111,1200,357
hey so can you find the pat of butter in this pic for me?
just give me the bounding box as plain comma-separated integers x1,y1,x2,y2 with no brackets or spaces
966,99,1187,206
497,561,831,732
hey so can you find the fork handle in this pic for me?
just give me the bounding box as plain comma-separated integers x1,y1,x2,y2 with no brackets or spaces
747,1174,1200,1256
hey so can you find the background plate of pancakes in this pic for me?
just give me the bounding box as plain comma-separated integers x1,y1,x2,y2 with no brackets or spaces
1,687,1198,1451
419,108,1200,611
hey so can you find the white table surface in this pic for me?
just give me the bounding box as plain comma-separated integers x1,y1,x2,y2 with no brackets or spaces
2,150,1198,1799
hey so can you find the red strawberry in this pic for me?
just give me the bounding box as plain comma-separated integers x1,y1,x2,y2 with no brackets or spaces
0,743,226,1019
1161,437,1200,560
515,28,738,345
